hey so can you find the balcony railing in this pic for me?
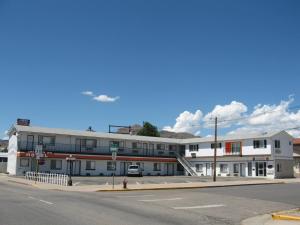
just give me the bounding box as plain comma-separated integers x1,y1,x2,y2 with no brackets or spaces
18,141,177,158
224,151,241,156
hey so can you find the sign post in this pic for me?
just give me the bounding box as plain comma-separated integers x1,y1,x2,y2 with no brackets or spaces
34,145,43,183
110,144,118,189
66,154,76,186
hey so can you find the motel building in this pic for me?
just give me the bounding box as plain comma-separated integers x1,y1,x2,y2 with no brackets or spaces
6,121,294,179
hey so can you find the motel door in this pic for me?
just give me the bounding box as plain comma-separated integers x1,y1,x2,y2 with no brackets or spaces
206,163,211,176
167,163,174,176
72,160,81,176
240,163,246,177
143,143,148,156
255,162,266,177
26,135,34,151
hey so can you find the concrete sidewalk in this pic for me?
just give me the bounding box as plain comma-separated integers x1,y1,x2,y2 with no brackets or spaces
1,174,291,192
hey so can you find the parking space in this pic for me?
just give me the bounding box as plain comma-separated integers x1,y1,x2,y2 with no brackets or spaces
71,175,265,186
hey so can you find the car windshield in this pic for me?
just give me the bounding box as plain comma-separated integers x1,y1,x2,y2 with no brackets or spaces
129,165,139,169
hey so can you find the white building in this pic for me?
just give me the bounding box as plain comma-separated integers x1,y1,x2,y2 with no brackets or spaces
183,131,294,179
6,123,294,179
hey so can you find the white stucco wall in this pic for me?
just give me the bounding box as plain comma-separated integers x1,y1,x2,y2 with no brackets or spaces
7,135,18,175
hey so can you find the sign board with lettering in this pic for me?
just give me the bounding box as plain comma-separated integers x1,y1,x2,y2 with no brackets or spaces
35,145,43,159
17,118,30,126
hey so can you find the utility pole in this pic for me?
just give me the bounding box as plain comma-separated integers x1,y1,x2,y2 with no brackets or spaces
213,117,217,182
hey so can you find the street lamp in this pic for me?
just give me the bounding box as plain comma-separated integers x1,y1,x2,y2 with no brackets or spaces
66,154,76,186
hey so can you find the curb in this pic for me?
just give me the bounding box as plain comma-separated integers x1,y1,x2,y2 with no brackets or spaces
272,208,300,221
96,181,285,192
5,178,284,192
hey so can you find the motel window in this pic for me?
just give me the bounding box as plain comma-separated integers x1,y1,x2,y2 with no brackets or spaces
149,143,154,150
81,139,96,149
195,164,203,173
211,143,222,149
110,141,124,149
253,140,267,149
153,163,161,171
220,164,229,173
225,142,242,155
169,145,177,151
136,162,144,171
275,140,281,149
132,142,142,149
189,144,199,152
38,136,55,146
20,159,29,167
233,164,239,174
50,160,62,170
276,163,282,172
157,144,165,150
107,161,116,171
86,161,96,170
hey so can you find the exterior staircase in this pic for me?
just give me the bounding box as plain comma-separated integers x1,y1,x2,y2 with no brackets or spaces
175,153,198,176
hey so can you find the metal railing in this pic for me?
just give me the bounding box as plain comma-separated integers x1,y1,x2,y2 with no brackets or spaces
25,172,68,186
175,152,198,176
18,141,177,158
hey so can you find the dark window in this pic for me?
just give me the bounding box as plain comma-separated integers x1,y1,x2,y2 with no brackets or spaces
275,140,281,148
253,140,267,149
189,144,198,152
211,143,222,149
86,161,96,170
50,160,62,170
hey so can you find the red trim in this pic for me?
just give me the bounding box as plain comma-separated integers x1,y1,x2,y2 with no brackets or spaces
225,142,232,153
17,152,177,163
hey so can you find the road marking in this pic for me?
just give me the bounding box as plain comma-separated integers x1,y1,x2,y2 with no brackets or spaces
105,182,109,185
172,204,225,210
164,182,168,184
73,182,80,186
118,195,155,198
139,198,183,202
28,196,54,205
186,181,192,183
136,181,141,185
28,196,37,200
39,200,54,205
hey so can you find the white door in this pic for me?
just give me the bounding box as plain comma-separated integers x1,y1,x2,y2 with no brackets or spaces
206,163,211,176
240,163,246,177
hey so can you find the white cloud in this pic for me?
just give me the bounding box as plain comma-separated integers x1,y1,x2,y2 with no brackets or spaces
164,97,300,138
163,110,203,134
1,130,8,140
93,95,120,103
82,91,120,103
81,91,94,96
229,97,300,137
203,101,247,128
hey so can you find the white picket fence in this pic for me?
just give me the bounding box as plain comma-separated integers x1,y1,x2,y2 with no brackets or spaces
25,172,68,186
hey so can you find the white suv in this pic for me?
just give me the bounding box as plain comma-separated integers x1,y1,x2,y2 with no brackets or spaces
127,165,142,177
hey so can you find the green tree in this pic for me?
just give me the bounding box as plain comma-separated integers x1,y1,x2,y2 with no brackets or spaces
137,122,160,137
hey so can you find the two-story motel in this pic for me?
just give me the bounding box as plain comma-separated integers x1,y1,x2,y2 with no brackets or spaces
6,123,294,178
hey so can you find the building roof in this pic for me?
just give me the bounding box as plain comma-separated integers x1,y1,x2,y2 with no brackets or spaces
12,125,182,144
180,130,290,144
294,138,300,145
10,124,290,144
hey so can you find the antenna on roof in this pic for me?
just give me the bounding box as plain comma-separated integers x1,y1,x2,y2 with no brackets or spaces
86,126,95,132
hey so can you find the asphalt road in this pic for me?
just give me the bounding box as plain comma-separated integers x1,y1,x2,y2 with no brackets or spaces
0,179,299,225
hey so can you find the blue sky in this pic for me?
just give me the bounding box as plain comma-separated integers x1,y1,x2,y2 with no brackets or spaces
1,0,300,138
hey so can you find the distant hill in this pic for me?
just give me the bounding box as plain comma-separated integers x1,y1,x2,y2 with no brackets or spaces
159,130,198,139
117,124,198,139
